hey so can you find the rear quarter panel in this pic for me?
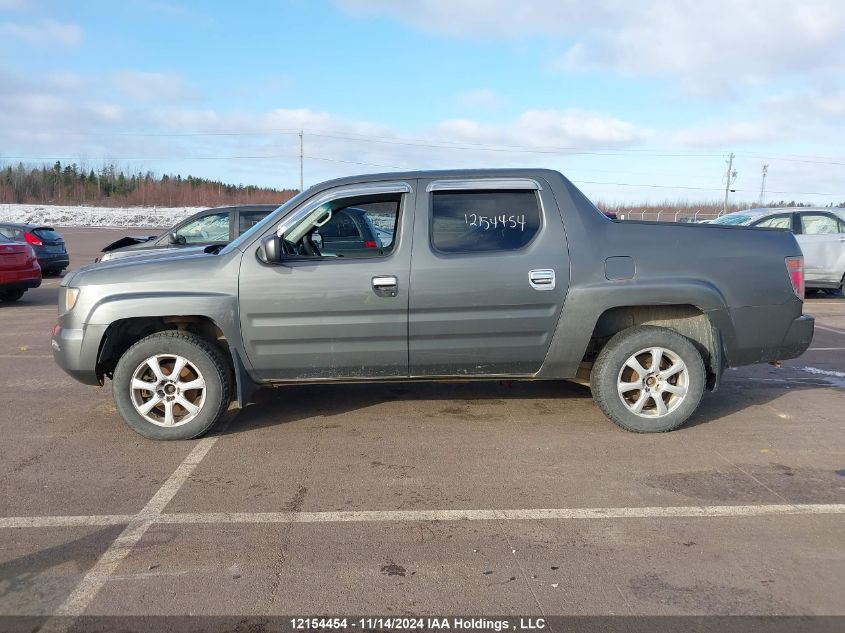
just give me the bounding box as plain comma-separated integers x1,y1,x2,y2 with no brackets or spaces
538,174,805,376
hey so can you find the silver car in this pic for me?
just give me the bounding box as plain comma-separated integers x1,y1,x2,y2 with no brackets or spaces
713,207,845,294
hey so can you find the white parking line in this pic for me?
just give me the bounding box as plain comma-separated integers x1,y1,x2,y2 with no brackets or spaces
3,503,844,530
38,437,219,632
815,324,845,335
0,515,132,528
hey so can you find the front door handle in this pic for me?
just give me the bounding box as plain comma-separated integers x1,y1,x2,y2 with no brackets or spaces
372,275,398,297
528,269,555,291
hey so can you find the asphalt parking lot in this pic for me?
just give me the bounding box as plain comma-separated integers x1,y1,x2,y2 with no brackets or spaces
1,227,844,624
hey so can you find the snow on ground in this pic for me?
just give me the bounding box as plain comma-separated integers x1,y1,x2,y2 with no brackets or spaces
0,204,206,228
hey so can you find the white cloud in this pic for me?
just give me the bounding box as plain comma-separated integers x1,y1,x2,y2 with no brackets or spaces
111,71,197,102
338,0,845,95
0,19,82,46
459,89,503,108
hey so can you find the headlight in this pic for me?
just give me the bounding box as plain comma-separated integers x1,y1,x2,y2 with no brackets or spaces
98,252,113,262
65,287,81,312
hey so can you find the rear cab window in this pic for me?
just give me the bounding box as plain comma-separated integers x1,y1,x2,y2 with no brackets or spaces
430,189,542,253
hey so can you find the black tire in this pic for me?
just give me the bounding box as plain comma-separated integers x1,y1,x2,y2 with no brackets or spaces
112,331,232,440
591,325,706,433
0,290,25,302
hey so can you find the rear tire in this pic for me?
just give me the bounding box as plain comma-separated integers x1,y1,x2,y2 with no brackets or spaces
112,331,231,440
591,325,706,433
0,290,25,302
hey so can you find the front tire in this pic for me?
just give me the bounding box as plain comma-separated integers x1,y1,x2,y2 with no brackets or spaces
591,325,706,433
112,331,231,440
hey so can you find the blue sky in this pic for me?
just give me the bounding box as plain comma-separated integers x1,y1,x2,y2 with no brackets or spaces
1,0,844,204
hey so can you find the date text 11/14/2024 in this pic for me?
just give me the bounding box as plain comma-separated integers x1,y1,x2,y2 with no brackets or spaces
290,617,547,631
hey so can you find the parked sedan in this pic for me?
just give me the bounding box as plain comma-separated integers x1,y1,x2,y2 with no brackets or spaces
97,204,278,262
0,223,69,275
713,207,845,294
0,233,41,302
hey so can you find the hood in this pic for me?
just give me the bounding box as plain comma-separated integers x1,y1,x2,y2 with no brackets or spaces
69,245,213,286
101,235,159,252
97,244,211,263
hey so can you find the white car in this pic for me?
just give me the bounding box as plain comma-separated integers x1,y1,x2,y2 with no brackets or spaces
713,207,845,294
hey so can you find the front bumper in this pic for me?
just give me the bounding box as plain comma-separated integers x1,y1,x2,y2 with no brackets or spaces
777,314,814,360
51,323,107,385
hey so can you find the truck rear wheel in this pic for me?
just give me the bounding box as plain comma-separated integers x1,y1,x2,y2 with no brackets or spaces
112,331,231,440
590,325,705,433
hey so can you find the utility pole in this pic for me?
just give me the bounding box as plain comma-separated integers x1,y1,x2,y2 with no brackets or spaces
299,130,304,192
758,164,768,207
723,152,737,214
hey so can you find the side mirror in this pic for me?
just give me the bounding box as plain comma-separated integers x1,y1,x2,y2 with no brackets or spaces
168,232,186,245
258,234,282,263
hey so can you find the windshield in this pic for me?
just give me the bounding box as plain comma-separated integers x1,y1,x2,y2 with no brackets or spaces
712,214,754,226
219,191,310,255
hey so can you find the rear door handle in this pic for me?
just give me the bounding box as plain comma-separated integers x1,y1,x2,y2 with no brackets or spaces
528,269,555,290
372,275,398,297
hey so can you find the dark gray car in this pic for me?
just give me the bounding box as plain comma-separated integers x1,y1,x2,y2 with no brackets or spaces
53,169,814,440
0,223,69,274
97,204,278,262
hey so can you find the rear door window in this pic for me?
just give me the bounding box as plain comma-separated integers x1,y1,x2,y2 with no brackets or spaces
431,190,541,253
800,213,842,235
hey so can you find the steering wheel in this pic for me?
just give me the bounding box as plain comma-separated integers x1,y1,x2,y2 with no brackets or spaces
301,233,322,257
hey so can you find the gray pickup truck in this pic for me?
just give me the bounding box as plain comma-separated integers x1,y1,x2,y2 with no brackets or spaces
52,169,814,440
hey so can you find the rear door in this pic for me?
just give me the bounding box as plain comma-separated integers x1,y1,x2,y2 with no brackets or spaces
796,212,845,285
238,181,414,381
408,177,570,376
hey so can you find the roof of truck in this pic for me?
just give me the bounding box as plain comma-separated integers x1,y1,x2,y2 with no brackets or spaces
304,168,566,193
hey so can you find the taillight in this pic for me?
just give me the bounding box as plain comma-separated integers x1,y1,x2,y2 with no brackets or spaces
24,232,42,246
364,240,378,248
785,256,804,299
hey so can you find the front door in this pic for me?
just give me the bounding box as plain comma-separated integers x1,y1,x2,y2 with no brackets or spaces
238,182,415,381
408,177,570,376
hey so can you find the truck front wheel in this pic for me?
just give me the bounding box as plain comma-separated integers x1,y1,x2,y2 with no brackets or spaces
112,331,232,440
590,325,705,433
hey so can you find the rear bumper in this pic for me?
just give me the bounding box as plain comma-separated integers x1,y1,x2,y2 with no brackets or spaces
36,253,70,269
777,314,814,360
51,323,107,385
0,266,42,290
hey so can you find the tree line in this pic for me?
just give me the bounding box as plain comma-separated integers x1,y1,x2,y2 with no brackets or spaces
0,161,298,207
